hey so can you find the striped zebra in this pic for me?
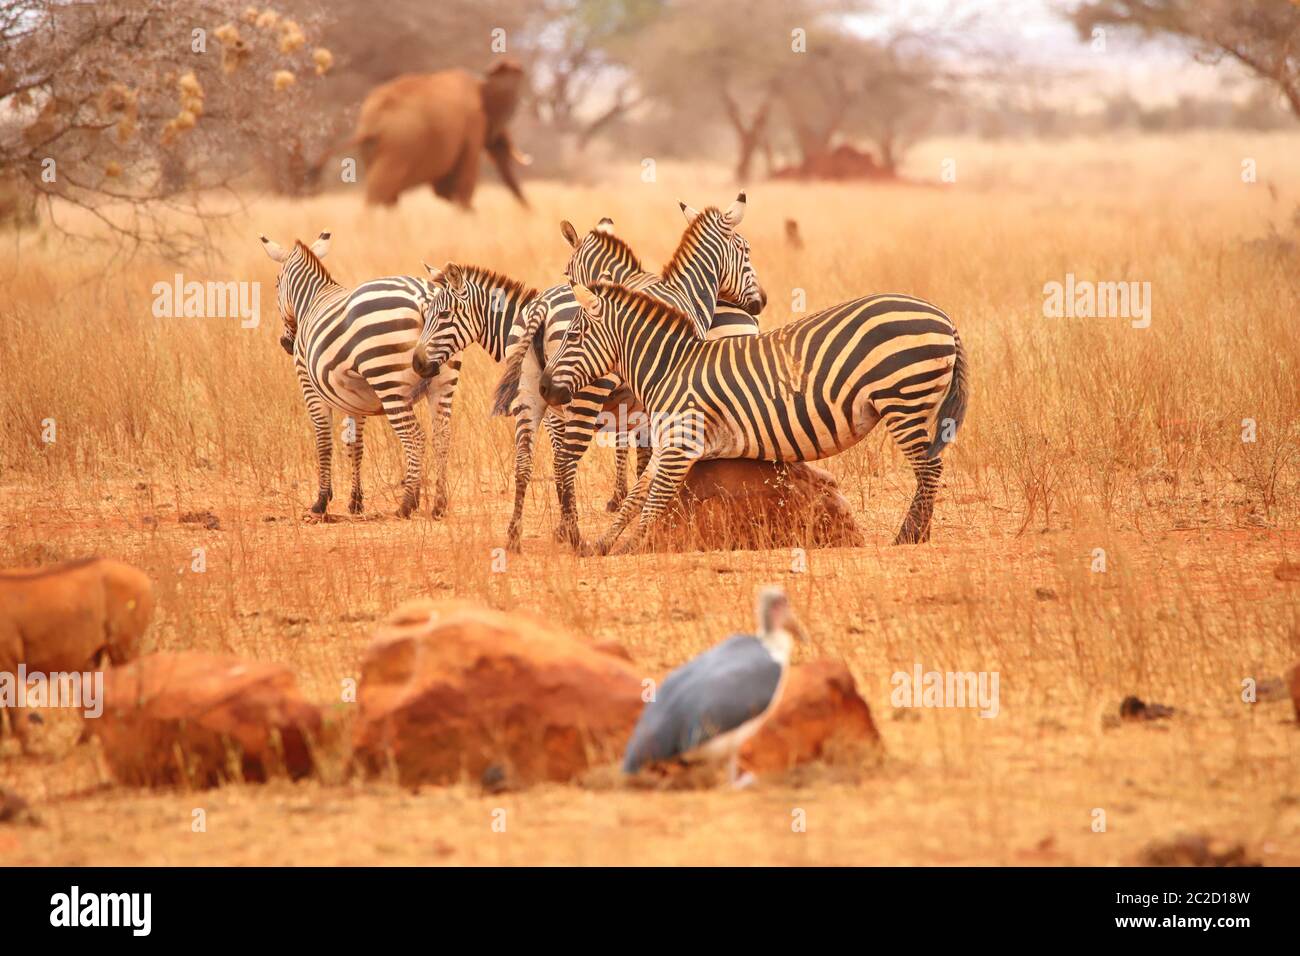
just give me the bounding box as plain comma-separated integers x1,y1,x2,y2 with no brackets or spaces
410,225,651,549
484,198,766,547
538,281,970,555
260,232,459,518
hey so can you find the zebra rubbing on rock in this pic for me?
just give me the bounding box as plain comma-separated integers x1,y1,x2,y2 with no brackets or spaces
260,232,458,518
485,197,767,548
538,280,970,555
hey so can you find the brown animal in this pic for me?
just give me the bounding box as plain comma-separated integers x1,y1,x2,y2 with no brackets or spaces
0,557,153,751
344,60,530,208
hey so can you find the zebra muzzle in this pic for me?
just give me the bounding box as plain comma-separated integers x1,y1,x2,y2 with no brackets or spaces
279,334,294,355
412,350,439,379
539,372,571,407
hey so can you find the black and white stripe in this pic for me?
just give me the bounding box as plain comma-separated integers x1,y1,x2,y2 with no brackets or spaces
538,282,970,554
261,232,459,518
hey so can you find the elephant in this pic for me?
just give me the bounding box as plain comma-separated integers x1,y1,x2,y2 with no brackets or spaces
344,59,530,208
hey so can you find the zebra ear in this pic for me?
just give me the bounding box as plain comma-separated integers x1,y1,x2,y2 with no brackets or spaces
594,217,615,235
259,235,289,263
722,192,746,229
310,231,331,258
560,220,580,248
679,201,700,224
423,261,444,284
441,261,465,293
571,282,604,321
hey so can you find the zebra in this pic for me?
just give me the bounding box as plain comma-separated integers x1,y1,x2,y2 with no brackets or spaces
537,280,970,555
259,232,460,518
483,196,766,547
410,225,652,549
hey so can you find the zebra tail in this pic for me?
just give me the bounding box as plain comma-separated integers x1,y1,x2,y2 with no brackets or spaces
489,302,547,417
926,330,969,458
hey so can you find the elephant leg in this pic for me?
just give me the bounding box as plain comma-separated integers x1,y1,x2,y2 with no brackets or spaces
440,136,480,209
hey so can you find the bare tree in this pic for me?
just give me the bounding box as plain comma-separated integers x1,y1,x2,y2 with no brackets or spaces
1071,0,1300,117
0,1,333,258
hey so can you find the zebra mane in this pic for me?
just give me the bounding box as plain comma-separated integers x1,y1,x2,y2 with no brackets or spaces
459,265,538,303
293,240,338,284
661,207,722,282
586,230,644,272
590,280,694,330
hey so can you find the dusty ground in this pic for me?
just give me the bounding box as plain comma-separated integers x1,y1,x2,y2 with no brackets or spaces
1,134,1298,865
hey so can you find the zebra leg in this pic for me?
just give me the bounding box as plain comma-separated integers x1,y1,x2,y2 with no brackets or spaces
426,358,460,519
587,454,657,556
382,399,425,518
608,447,695,557
346,415,366,515
609,442,629,513
541,413,581,548
299,377,333,515
894,453,943,545
505,389,545,552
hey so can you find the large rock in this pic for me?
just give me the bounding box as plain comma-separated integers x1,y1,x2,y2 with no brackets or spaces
353,599,643,786
95,652,321,787
646,460,864,552
744,660,881,772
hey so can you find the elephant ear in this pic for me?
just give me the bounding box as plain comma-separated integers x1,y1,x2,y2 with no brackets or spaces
560,220,580,249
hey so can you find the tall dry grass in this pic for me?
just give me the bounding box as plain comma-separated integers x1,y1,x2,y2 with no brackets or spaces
0,133,1297,865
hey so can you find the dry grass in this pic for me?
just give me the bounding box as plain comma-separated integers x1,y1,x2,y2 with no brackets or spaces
1,132,1298,865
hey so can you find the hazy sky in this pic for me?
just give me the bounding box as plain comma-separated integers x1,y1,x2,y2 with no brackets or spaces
849,0,1254,108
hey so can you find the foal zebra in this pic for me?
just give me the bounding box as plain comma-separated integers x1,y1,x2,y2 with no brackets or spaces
538,281,970,555
260,232,458,518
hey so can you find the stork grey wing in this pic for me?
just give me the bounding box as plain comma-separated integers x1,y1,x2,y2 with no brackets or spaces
622,635,783,772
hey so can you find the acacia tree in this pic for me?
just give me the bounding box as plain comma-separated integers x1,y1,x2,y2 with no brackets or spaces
0,1,333,257
1072,0,1300,116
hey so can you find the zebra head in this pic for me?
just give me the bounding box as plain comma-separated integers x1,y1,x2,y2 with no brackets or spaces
539,279,619,408
561,217,640,286
678,193,766,316
260,231,331,355
412,262,468,379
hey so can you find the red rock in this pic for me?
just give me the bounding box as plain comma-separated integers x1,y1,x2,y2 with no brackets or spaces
744,660,881,772
353,600,643,785
95,652,320,787
647,460,864,552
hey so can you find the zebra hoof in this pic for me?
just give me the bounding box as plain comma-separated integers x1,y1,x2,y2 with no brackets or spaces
348,496,363,516
310,492,331,515
604,496,623,513
396,500,417,519
430,496,448,520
